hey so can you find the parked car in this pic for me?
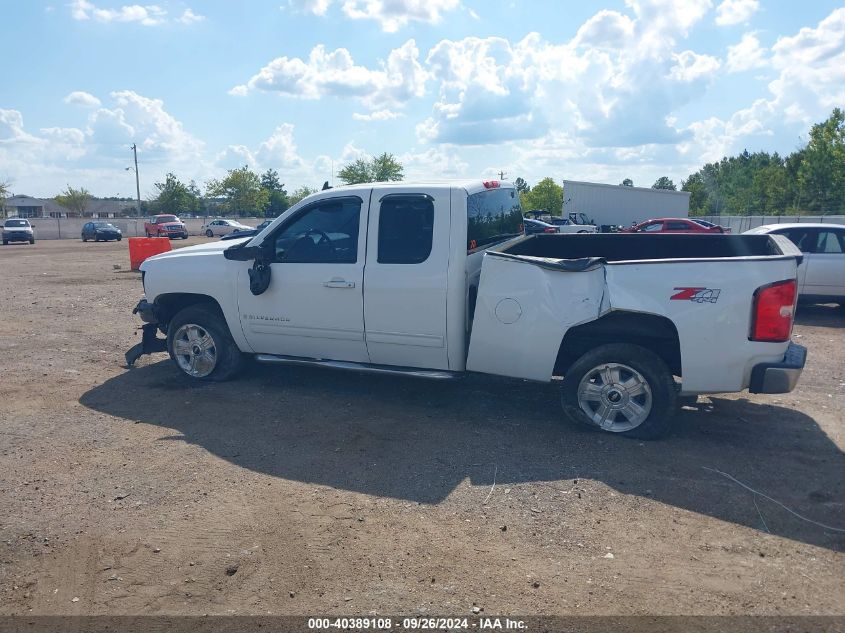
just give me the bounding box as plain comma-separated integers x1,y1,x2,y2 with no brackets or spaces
546,218,599,234
201,219,252,237
144,215,188,239
255,219,273,232
2,218,35,245
745,223,845,307
82,221,122,242
127,179,806,440
524,218,560,234
622,218,730,233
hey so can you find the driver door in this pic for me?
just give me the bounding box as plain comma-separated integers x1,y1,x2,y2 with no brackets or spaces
236,194,370,362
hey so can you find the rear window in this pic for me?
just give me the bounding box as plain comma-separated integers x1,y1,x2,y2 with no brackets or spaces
4,219,29,227
467,188,523,252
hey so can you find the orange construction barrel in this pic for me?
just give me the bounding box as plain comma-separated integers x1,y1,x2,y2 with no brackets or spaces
129,237,172,271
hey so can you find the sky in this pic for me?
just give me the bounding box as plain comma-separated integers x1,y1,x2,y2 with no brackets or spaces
1,0,844,199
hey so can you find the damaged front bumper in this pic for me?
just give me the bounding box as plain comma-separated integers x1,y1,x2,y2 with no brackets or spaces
125,299,168,367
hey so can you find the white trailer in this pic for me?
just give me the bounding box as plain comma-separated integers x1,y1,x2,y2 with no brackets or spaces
563,180,691,229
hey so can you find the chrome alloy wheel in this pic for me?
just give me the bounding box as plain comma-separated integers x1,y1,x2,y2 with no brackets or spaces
172,323,218,378
576,362,653,432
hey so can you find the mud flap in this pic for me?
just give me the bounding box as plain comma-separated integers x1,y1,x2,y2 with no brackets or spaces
125,322,168,368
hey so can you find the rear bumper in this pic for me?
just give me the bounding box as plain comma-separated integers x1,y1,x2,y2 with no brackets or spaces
749,342,807,394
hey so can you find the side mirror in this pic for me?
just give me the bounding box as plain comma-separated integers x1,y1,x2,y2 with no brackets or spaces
223,244,262,261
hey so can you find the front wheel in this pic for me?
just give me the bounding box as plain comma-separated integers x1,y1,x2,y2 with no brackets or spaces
167,304,244,381
29,239,35,244
560,343,677,439
205,229,213,238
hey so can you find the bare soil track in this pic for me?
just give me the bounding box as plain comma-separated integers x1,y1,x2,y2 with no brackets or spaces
0,239,843,616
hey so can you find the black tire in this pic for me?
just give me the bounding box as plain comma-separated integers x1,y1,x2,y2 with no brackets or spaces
560,343,677,440
29,239,35,244
117,236,122,241
205,229,213,238
182,235,188,240
82,237,88,242
2,240,7,245
167,304,244,382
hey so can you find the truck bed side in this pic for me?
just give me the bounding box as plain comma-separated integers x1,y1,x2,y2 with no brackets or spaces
466,234,802,393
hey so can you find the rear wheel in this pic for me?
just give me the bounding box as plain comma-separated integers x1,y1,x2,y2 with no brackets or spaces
29,238,35,244
560,343,677,439
167,304,244,381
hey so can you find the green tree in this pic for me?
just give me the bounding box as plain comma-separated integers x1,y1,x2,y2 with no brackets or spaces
521,177,563,215
151,173,199,215
652,176,676,191
55,185,92,216
206,165,269,217
796,108,845,213
288,185,317,206
0,180,10,218
260,168,289,217
338,152,404,184
621,178,634,187
514,177,530,194
681,173,708,215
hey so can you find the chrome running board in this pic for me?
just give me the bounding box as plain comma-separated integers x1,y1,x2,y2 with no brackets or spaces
254,354,458,380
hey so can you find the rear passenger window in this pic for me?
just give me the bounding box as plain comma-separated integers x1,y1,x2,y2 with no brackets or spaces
817,231,844,253
377,195,434,264
467,188,523,252
665,221,689,230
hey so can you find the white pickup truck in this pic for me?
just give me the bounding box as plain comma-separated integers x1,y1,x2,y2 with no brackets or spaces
127,180,807,439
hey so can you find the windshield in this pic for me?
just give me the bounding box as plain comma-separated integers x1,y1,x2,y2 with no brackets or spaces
467,187,523,252
4,219,30,227
156,215,178,223
692,219,714,227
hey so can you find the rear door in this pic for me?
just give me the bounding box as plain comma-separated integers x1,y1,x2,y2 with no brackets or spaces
804,228,845,298
363,187,451,369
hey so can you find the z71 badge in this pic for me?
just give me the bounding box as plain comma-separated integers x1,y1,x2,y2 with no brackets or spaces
670,287,721,303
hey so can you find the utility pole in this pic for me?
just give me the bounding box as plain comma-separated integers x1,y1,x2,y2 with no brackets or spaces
131,143,142,217
498,170,507,180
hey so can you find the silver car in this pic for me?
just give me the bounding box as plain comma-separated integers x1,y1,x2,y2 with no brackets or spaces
200,218,252,238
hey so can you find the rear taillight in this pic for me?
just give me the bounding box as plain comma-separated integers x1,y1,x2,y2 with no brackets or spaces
750,279,796,342
544,227,557,233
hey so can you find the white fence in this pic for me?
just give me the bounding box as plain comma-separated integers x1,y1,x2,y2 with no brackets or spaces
696,215,845,233
24,217,263,240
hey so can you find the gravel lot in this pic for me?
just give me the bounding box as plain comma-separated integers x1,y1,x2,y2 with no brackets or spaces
0,238,843,616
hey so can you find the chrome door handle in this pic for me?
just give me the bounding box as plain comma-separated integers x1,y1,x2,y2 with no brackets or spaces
323,278,355,288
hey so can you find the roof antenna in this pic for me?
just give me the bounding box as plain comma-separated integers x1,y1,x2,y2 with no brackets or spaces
322,180,332,191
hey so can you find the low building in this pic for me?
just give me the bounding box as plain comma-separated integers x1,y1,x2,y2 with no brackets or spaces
3,195,138,218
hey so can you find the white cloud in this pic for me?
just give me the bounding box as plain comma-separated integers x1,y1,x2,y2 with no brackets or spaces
177,8,205,24
715,0,759,26
768,7,845,120
63,90,102,108
668,50,721,82
726,32,768,72
352,109,401,121
70,1,203,26
289,0,460,31
231,40,428,109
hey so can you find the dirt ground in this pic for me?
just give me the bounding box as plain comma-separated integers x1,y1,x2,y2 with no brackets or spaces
0,238,843,616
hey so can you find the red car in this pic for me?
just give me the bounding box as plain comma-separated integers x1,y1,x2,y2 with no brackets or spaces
622,218,730,234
